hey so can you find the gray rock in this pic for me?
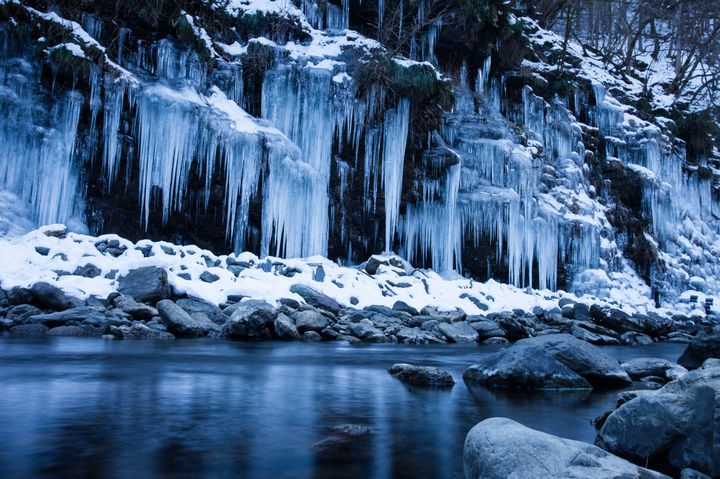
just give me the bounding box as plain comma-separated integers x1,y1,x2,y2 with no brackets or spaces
156,300,210,337
396,327,437,344
392,300,419,315
29,282,74,311
9,324,48,336
292,310,329,333
290,284,340,315
117,267,171,303
516,334,631,388
302,331,322,342
73,264,101,278
621,358,688,381
464,418,670,479
6,304,42,325
7,287,33,305
109,323,175,340
47,325,92,337
274,313,301,340
175,297,228,325
469,320,505,340
570,324,621,345
678,327,720,370
597,359,720,476
199,271,220,283
421,306,466,323
437,321,479,343
348,318,382,339
222,300,277,339
113,295,158,320
463,346,592,390
29,306,107,327
388,363,455,387
336,334,361,343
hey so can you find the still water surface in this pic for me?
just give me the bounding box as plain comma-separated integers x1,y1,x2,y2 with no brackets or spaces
0,338,685,478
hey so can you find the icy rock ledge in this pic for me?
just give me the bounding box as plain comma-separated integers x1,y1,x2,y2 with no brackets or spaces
0,226,717,343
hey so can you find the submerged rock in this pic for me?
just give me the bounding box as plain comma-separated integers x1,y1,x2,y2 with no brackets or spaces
464,418,670,479
109,323,175,340
388,363,455,387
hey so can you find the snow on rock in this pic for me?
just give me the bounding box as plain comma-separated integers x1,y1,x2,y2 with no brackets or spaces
0,227,702,319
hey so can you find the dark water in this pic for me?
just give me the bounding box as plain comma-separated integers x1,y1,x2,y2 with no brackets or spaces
0,338,685,479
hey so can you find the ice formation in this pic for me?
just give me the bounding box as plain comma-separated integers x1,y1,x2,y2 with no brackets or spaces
0,0,717,304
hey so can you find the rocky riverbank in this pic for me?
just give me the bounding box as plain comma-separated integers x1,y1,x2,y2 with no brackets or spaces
1,226,718,344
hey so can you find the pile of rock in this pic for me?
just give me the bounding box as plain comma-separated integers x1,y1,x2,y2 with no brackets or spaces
0,262,712,345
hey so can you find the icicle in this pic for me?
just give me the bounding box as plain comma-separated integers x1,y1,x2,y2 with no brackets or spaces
102,77,125,184
381,98,410,251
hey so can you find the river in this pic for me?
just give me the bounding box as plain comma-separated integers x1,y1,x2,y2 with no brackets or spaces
0,338,685,478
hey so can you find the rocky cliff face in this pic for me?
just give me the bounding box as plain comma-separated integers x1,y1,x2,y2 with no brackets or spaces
0,0,718,304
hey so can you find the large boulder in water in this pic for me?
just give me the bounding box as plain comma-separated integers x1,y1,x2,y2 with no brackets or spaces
516,334,631,388
117,266,171,304
596,359,720,476
678,327,720,370
463,346,592,390
222,300,277,339
464,417,670,479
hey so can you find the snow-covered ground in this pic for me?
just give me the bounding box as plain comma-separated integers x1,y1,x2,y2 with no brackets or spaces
0,224,716,321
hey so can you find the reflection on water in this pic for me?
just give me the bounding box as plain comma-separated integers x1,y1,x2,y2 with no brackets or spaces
0,338,684,479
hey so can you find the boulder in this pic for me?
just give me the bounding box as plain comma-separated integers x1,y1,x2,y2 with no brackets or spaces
570,323,620,345
464,418,670,479
117,267,171,303
388,363,455,387
469,320,505,340
463,346,592,390
348,318,382,339
596,359,720,476
437,321,479,343
274,313,301,340
175,297,228,325
292,310,329,333
156,300,213,337
29,282,74,311
621,358,688,381
73,264,101,278
396,327,439,344
222,300,277,339
516,334,631,388
113,295,158,320
290,284,340,315
678,327,720,370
